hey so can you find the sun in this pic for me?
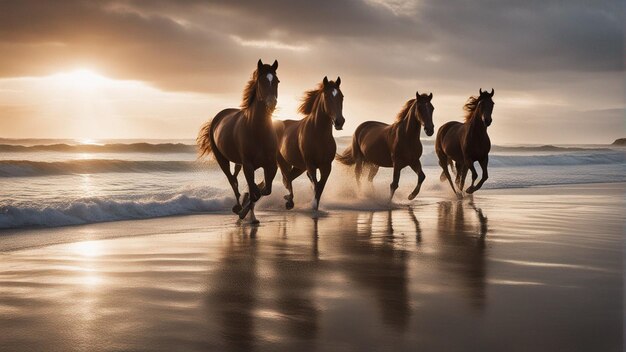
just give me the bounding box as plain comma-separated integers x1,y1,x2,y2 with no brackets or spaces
50,68,110,91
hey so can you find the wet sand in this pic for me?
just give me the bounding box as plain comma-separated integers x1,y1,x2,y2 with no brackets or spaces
0,183,623,352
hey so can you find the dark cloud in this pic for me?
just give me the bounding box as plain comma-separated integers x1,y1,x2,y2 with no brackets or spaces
0,0,622,93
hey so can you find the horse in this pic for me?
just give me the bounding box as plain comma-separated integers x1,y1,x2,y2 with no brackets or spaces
336,92,434,200
197,59,280,223
274,76,345,211
435,88,494,195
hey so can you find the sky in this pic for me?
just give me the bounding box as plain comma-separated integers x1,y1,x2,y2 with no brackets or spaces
0,0,623,144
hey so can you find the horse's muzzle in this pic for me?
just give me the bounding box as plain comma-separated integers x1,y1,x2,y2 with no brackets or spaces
334,116,345,131
265,96,277,111
485,118,492,127
425,127,434,136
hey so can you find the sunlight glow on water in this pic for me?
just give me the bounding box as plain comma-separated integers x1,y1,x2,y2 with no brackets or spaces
70,240,103,257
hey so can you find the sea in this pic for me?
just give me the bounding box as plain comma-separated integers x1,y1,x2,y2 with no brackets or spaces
0,137,624,229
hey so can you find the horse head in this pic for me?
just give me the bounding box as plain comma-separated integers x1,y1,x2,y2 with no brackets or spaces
256,59,279,112
477,88,495,127
322,76,345,130
415,91,435,136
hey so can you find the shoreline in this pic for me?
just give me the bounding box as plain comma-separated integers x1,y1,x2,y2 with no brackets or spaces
0,181,623,351
0,181,624,239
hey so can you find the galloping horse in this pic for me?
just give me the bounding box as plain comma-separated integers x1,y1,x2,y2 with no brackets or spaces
197,59,280,223
274,76,345,211
435,89,494,195
337,92,434,200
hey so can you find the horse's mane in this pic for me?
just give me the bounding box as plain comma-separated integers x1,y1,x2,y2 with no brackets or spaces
463,96,481,122
298,83,323,115
241,69,258,109
395,99,415,122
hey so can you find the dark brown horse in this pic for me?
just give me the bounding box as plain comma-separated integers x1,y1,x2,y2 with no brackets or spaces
197,59,280,223
336,92,434,200
435,89,494,195
274,76,345,211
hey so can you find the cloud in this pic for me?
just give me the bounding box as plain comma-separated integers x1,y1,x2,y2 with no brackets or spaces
0,0,623,142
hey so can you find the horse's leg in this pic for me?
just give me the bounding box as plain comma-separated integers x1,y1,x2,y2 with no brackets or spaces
259,163,277,196
277,154,299,209
283,167,305,209
467,163,478,190
214,153,242,214
238,163,261,220
355,160,363,189
389,164,402,200
454,161,463,188
312,163,331,211
367,165,379,182
438,157,457,194
305,165,322,211
467,156,488,193
248,199,259,224
408,160,426,200
457,160,472,191
241,163,260,201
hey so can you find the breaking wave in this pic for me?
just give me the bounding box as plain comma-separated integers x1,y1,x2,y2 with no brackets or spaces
0,187,232,229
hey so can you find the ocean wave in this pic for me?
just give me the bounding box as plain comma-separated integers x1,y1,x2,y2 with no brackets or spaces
417,151,625,167
487,151,625,167
0,142,196,153
1,150,623,178
1,141,618,155
491,145,612,152
0,159,208,177
0,188,232,229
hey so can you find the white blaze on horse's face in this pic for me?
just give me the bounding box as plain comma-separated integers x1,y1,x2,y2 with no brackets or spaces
332,88,338,97
266,73,273,83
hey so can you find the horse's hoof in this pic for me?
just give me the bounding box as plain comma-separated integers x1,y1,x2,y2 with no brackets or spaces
466,187,475,194
408,192,418,200
250,219,260,225
285,200,294,210
232,204,243,214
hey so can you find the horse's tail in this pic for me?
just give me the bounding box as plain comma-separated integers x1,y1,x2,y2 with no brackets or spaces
196,120,214,159
336,147,355,165
336,134,362,166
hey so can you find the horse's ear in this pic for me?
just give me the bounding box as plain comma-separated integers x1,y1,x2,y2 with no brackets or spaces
479,88,484,95
323,76,329,87
428,92,433,101
258,59,263,69
271,60,278,71
489,88,494,97
336,76,341,87
416,91,420,98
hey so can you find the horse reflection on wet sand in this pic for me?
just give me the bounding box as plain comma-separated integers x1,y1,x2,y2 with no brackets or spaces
435,200,489,307
202,203,489,350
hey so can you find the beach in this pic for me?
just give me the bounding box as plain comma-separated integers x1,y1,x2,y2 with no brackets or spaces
0,182,623,352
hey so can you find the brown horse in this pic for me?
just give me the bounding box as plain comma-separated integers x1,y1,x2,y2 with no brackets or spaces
274,76,345,211
197,59,280,223
435,89,494,195
337,92,434,200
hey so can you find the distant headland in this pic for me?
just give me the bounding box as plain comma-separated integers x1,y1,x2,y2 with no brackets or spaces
612,138,626,146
